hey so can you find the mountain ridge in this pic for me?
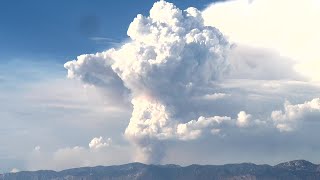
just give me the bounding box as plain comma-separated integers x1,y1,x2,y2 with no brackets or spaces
1,160,320,180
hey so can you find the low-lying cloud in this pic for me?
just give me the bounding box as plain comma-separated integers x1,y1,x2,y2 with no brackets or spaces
272,98,320,132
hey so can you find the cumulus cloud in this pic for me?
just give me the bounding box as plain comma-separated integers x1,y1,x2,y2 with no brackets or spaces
236,111,252,128
65,1,233,163
10,168,20,173
89,137,112,150
202,0,320,81
196,93,230,100
34,146,41,152
271,98,320,132
64,53,130,106
177,116,232,140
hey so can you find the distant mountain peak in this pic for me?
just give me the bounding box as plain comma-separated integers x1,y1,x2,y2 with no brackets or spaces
275,160,317,171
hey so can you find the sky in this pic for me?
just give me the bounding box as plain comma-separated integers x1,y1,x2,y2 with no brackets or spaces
1,0,320,173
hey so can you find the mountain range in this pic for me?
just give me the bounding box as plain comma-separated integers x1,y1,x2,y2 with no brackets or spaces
1,160,320,180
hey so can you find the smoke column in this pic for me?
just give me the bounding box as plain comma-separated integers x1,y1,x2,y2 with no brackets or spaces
65,1,231,163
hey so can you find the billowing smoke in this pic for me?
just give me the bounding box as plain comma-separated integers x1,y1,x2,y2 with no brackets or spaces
65,1,233,163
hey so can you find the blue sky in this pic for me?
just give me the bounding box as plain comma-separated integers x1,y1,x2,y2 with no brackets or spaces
0,0,220,62
1,0,320,174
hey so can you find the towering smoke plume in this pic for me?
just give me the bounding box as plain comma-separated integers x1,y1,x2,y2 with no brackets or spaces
65,1,232,163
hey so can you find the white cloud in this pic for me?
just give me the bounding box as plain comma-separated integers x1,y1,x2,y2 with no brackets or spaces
10,168,20,173
34,146,41,152
52,146,88,169
271,98,320,132
177,116,232,140
197,93,230,100
89,137,112,150
64,53,130,106
226,45,302,81
236,111,252,127
202,0,320,81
